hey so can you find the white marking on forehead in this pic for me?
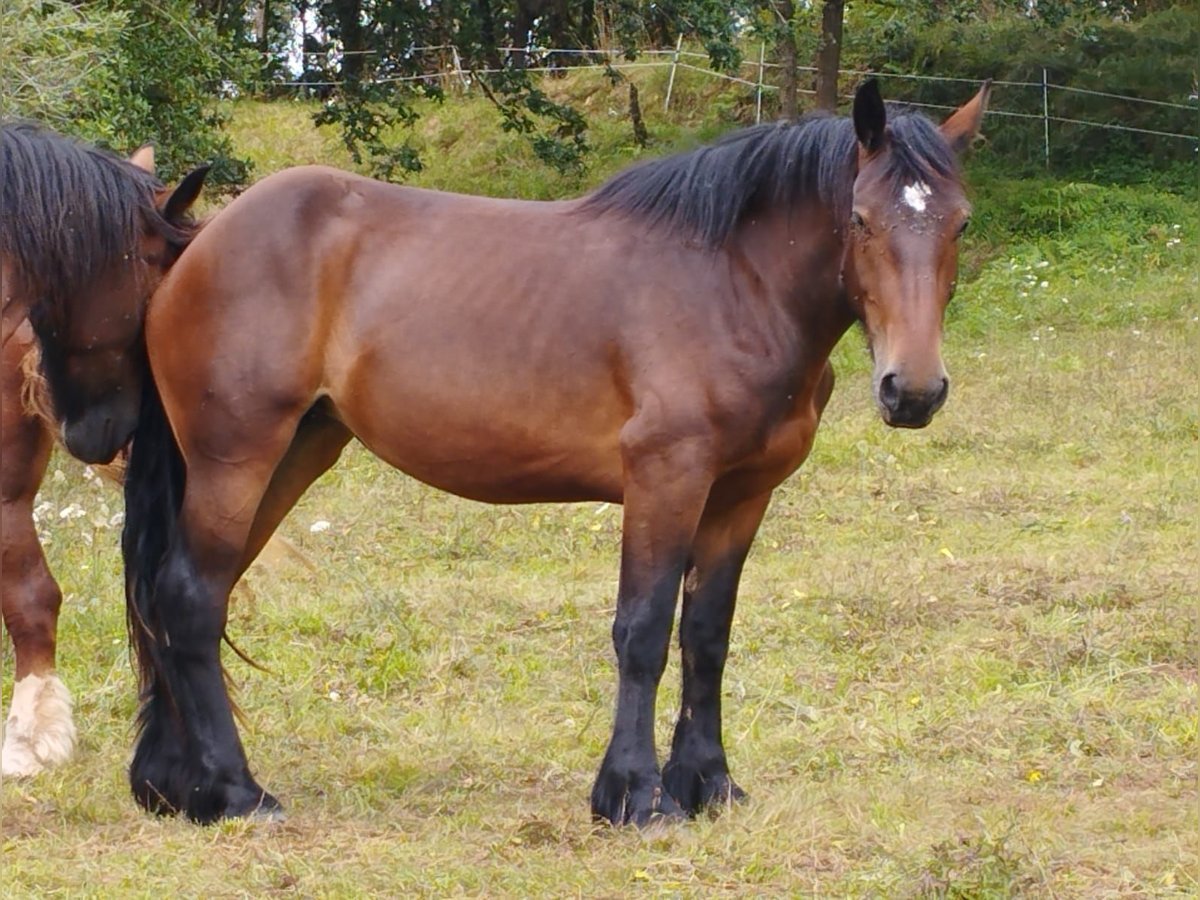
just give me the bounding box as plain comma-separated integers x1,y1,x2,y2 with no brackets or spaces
902,181,933,213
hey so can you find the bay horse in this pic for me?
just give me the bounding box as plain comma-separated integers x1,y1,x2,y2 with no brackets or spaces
30,79,988,824
0,122,206,777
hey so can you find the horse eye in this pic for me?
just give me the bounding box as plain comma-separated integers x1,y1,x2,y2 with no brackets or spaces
956,218,971,238
850,211,868,232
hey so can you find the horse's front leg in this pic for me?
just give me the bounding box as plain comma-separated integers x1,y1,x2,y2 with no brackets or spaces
1,385,74,779
2,496,74,778
590,428,713,827
663,488,771,816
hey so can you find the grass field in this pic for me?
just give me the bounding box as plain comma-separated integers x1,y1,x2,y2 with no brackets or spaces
3,70,1197,897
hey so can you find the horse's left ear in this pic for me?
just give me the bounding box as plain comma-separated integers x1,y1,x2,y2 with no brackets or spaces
853,79,887,154
163,165,210,223
940,80,992,155
129,144,156,174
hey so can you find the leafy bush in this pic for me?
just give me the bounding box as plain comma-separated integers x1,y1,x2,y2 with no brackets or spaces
1,0,253,185
844,5,1198,184
0,0,124,122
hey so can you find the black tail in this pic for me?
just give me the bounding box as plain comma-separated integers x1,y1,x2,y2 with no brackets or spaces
122,367,187,799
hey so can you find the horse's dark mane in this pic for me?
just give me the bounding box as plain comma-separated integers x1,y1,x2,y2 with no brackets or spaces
579,108,959,247
0,121,196,329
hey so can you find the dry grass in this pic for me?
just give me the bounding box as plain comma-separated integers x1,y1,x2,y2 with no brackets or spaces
2,75,1197,897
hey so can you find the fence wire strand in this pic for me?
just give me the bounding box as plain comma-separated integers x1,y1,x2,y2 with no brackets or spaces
271,43,1199,146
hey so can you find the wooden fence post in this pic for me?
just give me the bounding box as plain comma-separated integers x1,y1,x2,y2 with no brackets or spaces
663,34,683,113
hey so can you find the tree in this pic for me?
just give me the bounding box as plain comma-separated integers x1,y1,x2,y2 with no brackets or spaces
771,1,800,120
814,0,844,111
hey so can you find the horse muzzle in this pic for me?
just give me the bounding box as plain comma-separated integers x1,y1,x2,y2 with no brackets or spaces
61,411,134,465
876,371,949,429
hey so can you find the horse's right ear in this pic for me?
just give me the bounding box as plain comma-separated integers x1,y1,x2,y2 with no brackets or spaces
163,165,210,223
940,80,992,155
853,79,887,155
129,144,156,174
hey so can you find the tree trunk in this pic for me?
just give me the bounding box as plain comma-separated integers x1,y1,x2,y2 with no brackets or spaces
331,0,365,84
476,0,502,69
512,0,541,68
256,0,270,54
579,0,597,57
629,82,648,147
814,0,845,111
773,1,798,121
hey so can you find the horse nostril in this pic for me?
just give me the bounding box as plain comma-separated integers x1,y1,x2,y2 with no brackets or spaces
934,377,950,407
879,372,901,412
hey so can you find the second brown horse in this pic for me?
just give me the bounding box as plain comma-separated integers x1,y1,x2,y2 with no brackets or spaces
1,124,205,778
27,80,990,824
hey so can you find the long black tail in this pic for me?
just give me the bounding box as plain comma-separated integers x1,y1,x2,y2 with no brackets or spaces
121,368,186,748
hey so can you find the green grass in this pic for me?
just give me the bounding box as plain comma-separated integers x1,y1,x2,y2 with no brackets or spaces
3,69,1197,897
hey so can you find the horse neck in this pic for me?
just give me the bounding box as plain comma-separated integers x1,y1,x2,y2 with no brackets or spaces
727,203,857,360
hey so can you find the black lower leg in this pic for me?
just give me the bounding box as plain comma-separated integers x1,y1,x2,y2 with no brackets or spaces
130,547,277,823
591,568,687,827
663,555,747,815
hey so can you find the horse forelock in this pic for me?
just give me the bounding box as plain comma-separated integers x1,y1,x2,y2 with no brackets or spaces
876,111,961,204
579,106,959,248
0,122,187,332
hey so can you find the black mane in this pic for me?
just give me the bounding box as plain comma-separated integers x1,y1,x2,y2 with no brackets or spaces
0,121,190,330
580,108,959,247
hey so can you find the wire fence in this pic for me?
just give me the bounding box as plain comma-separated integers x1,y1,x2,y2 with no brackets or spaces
271,42,1199,167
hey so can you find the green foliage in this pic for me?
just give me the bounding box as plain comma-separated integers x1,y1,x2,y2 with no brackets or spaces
1,0,253,185
950,163,1197,339
477,69,590,175
0,0,125,121
842,4,1199,181
313,83,433,181
279,1,759,179
88,0,255,184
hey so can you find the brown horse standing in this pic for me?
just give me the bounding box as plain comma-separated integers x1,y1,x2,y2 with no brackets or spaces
23,80,988,824
0,123,205,777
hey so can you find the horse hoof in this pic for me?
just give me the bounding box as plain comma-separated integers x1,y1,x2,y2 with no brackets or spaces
591,768,687,828
662,762,747,818
1,674,76,778
247,804,287,824
223,787,285,823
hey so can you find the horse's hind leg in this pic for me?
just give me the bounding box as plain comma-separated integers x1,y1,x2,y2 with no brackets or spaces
1,375,74,778
130,406,348,822
235,403,351,579
129,416,310,822
662,488,772,816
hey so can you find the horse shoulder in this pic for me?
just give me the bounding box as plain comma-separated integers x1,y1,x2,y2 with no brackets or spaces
717,357,838,493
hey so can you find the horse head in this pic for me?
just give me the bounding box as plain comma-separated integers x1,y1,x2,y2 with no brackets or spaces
15,139,208,463
843,79,990,428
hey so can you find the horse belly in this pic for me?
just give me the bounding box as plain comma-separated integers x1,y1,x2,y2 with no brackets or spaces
329,352,627,505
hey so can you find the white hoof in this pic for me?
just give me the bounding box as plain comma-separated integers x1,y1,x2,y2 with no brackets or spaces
2,673,77,778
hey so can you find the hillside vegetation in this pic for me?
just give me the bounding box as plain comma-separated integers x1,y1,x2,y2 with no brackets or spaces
3,66,1197,897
